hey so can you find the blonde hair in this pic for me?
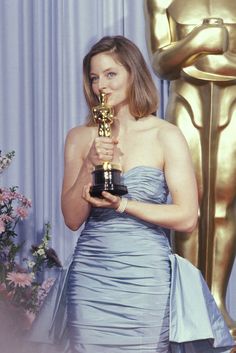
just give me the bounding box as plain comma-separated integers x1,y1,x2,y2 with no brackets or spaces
83,36,159,125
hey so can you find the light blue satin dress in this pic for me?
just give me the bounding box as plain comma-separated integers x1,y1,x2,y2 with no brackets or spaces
28,166,234,353
66,166,234,353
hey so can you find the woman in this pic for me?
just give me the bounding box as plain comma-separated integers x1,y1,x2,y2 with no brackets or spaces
61,36,234,353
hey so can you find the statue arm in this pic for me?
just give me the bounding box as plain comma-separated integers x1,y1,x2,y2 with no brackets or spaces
145,0,228,80
191,52,236,79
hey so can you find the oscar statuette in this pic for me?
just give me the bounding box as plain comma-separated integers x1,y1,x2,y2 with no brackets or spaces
90,92,128,197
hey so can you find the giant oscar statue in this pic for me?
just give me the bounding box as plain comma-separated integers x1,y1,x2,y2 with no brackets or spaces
145,0,236,338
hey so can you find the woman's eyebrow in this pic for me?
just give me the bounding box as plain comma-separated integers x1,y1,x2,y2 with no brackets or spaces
90,67,116,76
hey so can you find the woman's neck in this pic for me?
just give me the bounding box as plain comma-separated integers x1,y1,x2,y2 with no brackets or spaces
114,105,136,125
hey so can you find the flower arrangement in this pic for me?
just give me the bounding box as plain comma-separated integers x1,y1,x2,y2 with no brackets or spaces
0,150,61,328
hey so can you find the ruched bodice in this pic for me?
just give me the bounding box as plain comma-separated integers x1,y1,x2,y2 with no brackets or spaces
88,165,168,227
67,166,172,353
80,166,170,255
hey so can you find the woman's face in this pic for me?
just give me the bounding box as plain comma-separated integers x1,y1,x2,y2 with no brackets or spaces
89,53,130,110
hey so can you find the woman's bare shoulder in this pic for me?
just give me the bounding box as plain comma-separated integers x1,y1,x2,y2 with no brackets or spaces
65,125,97,145
64,125,97,160
156,117,183,136
151,117,189,154
145,115,180,134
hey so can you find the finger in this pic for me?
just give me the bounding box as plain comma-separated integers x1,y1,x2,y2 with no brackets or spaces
101,192,120,209
112,137,119,144
103,143,115,150
95,138,116,150
96,149,113,161
89,196,109,208
84,184,108,207
102,191,119,203
96,147,113,155
96,145,114,158
82,183,92,200
95,137,113,145
82,185,89,200
103,148,113,156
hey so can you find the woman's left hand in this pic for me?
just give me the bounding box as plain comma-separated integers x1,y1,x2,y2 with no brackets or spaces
82,183,121,209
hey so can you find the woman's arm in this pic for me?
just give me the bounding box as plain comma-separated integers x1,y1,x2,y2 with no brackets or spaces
124,126,198,232
61,126,117,231
83,125,198,233
61,127,93,231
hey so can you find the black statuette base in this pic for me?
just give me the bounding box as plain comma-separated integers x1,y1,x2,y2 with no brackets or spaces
90,168,128,197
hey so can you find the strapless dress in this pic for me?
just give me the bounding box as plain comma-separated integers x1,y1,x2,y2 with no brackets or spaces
28,166,235,353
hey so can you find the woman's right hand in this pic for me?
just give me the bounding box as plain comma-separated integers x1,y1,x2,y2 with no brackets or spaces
86,136,118,166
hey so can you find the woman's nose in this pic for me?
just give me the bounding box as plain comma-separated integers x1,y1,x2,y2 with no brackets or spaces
98,77,107,91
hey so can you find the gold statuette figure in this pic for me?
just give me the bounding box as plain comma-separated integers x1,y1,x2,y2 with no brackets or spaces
90,92,128,197
145,0,236,338
92,92,114,138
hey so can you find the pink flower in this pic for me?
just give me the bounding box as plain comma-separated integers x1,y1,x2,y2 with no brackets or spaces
37,278,55,307
6,272,33,288
0,214,13,223
14,192,32,207
16,206,29,219
41,277,55,291
0,188,31,208
0,189,14,202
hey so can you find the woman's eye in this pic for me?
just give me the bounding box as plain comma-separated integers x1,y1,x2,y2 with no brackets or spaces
90,76,98,83
107,72,116,78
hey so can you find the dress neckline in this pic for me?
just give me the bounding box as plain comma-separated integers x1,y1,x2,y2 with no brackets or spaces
123,165,164,176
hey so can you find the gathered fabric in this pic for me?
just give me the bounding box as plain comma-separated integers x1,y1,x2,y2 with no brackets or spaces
28,166,234,353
